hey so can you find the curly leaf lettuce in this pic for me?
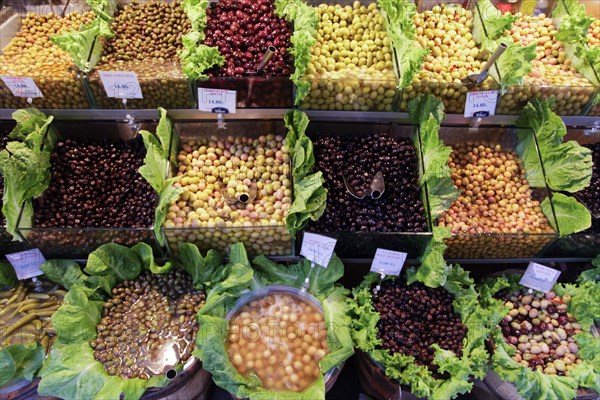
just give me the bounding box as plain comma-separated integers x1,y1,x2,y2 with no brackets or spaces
182,0,209,32
541,193,591,236
275,0,318,105
473,0,516,43
180,32,225,80
553,0,594,43
516,99,593,192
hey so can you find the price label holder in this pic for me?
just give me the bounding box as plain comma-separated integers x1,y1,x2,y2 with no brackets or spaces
6,249,46,281
519,262,561,293
198,88,237,130
464,90,498,119
370,248,407,292
299,232,337,292
1,76,43,103
98,71,143,101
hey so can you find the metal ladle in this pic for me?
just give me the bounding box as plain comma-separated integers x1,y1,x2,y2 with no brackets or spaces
343,171,385,200
246,46,277,105
220,183,258,205
464,42,507,86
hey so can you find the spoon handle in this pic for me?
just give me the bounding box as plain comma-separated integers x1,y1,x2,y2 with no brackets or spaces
477,42,508,83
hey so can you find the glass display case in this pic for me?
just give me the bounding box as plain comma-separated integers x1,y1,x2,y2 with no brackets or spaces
163,120,294,258
15,121,166,258
0,1,93,109
303,121,432,259
298,0,400,112
433,126,558,259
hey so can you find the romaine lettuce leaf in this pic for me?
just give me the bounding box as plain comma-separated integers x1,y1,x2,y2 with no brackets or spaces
85,0,117,22
407,226,452,288
516,99,593,193
51,19,111,73
84,243,142,282
178,243,224,289
473,0,516,43
51,284,104,344
0,262,18,289
0,342,45,386
41,260,87,290
563,42,600,86
541,193,591,236
482,37,536,92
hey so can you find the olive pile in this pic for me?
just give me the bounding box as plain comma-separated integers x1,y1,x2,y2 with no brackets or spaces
439,142,554,258
372,280,467,376
90,2,192,109
587,19,600,47
400,4,496,113
497,14,595,115
164,135,292,256
0,281,64,351
497,289,583,375
311,133,428,233
204,0,293,78
34,137,156,229
0,12,94,109
576,143,600,217
227,292,329,392
302,2,397,111
90,269,205,380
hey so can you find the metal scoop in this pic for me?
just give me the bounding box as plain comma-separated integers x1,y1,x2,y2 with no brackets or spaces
248,46,277,75
343,171,385,200
464,42,507,86
220,183,258,205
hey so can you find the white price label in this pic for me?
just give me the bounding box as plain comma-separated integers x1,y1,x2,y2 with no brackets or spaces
464,90,498,118
6,249,46,280
98,71,143,99
1,76,43,98
198,88,237,113
370,249,407,276
519,262,561,293
300,232,337,268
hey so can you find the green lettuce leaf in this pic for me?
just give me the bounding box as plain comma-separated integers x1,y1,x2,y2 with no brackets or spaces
0,342,45,386
51,284,104,344
276,0,318,105
50,19,111,73
408,93,445,125
553,0,594,44
84,243,142,282
85,0,117,22
10,108,56,149
473,0,516,42
577,255,600,284
286,172,327,235
482,37,536,92
516,99,593,192
541,193,591,236
179,32,225,80
320,286,354,372
41,260,86,290
563,42,600,86
178,243,224,289
407,226,452,288
0,262,18,289
182,0,209,32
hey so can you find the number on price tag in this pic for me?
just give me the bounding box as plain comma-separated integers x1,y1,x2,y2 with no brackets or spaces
464,90,498,118
519,262,561,293
1,76,43,98
6,249,46,280
300,233,337,268
198,88,237,113
98,71,143,99
370,249,407,276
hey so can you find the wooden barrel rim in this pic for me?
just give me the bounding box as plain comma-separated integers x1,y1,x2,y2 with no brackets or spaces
141,358,212,400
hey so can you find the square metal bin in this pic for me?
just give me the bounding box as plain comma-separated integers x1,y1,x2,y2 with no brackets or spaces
301,121,433,259
196,76,294,109
544,128,600,259
0,121,27,258
0,2,94,109
163,120,294,258
297,0,400,112
15,121,167,259
433,126,559,260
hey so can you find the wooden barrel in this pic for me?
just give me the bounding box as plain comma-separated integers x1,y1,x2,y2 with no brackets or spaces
355,350,403,400
0,378,56,400
141,359,213,400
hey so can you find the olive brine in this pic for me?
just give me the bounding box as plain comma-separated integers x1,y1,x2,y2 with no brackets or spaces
312,133,428,232
91,269,205,380
373,280,467,377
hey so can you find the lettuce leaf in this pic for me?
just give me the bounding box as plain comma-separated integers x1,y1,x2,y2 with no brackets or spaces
0,342,45,386
319,286,354,372
473,0,516,42
0,262,18,289
85,0,117,22
541,193,591,236
553,0,594,44
275,0,318,105
378,0,426,89
182,0,209,32
41,260,87,290
51,19,111,73
516,99,593,192
178,243,223,289
84,243,142,282
180,32,225,80
406,226,452,288
482,37,536,92
51,284,104,344
10,108,56,150
563,42,600,86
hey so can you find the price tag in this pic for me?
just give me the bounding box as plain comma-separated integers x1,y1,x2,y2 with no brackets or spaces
6,249,46,280
519,262,561,293
300,232,337,268
1,76,43,98
464,90,498,118
198,88,237,113
370,249,407,276
98,71,143,99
